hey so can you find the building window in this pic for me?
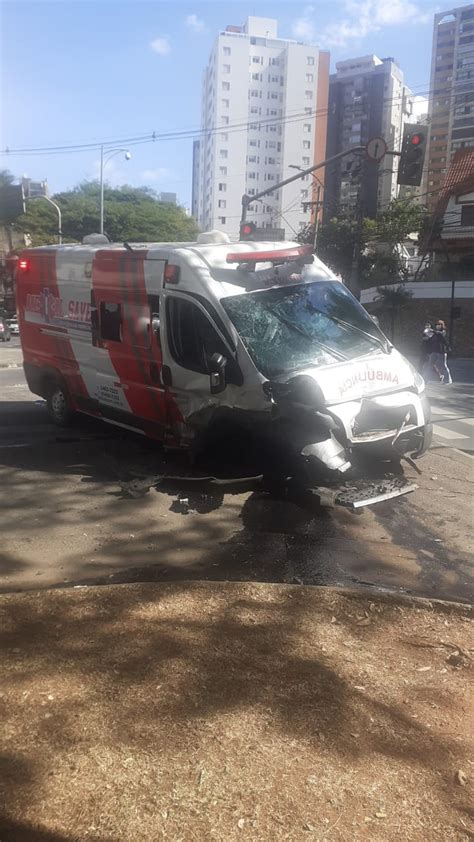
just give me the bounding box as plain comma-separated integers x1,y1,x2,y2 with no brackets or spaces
252,72,261,81
302,156,310,165
305,90,313,99
222,81,230,91
219,149,228,158
218,183,226,192
248,172,257,179
249,139,258,147
250,106,259,114
218,216,226,224
269,92,278,100
267,156,275,164
270,58,279,66
220,133,228,141
221,99,229,108
267,140,276,149
252,56,261,64
223,64,231,74
303,123,312,133
218,199,226,209
248,155,258,163
250,90,259,98
219,166,227,175
303,140,311,149
221,115,229,125
306,73,314,83
223,46,231,56
307,56,315,65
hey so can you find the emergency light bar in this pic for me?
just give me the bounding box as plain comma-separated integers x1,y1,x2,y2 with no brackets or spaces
226,244,313,264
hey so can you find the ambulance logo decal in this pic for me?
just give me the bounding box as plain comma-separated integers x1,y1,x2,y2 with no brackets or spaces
25,287,91,332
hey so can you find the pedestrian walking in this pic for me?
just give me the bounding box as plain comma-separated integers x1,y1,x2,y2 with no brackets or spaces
429,319,452,384
419,322,434,375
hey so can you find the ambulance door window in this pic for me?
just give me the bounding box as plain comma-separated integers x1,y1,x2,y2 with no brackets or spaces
167,297,242,384
100,302,122,342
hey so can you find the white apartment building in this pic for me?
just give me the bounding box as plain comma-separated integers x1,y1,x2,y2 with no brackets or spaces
193,16,329,240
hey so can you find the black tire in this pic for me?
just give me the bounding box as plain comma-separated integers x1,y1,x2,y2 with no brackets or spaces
46,379,74,426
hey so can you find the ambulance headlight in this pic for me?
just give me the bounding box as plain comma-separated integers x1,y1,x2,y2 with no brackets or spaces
409,363,425,395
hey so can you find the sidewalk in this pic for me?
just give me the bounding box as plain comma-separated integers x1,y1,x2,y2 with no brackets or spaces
1,582,472,841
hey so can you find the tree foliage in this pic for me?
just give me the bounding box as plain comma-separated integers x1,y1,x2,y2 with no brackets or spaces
11,179,198,246
299,200,430,288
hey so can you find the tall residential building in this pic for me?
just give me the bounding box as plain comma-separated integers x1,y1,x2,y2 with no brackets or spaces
324,55,413,219
191,140,200,219
426,4,474,212
193,16,329,239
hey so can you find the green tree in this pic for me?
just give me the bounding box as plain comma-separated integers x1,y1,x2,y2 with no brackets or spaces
0,169,16,188
298,200,429,289
15,181,199,246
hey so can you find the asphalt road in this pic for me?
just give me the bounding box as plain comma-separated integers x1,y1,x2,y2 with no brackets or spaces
1,340,473,603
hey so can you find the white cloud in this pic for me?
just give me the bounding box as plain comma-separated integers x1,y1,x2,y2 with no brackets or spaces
292,6,316,42
185,13,206,33
150,36,171,55
294,0,434,49
140,168,171,182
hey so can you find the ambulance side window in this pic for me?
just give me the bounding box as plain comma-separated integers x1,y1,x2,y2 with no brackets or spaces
167,297,241,384
100,302,122,342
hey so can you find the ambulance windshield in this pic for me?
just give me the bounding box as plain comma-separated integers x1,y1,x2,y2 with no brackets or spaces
222,280,388,378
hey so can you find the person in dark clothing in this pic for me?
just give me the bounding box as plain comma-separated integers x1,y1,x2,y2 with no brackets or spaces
419,322,434,374
428,320,452,384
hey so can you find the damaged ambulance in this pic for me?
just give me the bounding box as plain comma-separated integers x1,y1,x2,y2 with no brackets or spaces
16,231,432,508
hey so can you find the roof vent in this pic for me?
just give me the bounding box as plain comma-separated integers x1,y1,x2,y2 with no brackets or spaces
196,230,231,245
82,233,110,245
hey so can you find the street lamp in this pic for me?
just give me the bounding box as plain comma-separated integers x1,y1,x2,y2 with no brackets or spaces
28,195,62,244
99,145,131,234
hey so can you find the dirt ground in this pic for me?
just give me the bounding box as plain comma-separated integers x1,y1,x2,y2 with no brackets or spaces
1,582,472,841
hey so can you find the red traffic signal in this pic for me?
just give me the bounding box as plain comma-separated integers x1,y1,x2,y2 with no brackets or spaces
397,124,426,187
240,221,257,241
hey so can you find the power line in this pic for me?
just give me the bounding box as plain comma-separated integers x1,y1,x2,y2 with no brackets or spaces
2,78,470,158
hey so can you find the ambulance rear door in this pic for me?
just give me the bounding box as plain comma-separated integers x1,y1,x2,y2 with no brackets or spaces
91,250,168,436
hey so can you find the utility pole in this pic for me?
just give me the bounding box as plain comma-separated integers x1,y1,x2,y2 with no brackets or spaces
348,158,365,301
313,184,322,250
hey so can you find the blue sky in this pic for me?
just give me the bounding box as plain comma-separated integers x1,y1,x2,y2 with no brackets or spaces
0,0,452,207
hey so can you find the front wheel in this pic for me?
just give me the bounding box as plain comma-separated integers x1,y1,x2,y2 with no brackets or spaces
46,380,74,426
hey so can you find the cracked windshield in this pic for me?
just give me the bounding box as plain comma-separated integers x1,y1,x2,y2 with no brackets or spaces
223,278,386,376
0,1,472,839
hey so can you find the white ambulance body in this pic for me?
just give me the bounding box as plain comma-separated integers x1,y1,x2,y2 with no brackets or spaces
17,232,432,506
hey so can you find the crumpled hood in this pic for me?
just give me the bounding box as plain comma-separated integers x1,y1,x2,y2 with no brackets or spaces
294,349,415,405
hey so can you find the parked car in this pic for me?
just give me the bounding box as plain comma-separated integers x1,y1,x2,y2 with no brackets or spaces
7,317,19,335
0,317,12,342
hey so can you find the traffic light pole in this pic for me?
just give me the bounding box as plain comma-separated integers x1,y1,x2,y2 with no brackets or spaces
240,147,366,224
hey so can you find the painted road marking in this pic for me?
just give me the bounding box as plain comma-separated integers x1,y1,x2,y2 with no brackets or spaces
432,424,470,440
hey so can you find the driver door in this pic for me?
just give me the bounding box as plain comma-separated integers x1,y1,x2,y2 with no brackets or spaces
160,290,239,429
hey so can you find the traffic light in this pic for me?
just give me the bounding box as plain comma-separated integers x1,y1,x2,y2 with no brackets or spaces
0,184,26,223
240,221,257,240
397,124,427,187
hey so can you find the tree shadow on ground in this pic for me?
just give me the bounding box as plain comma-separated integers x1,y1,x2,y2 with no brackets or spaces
0,583,471,839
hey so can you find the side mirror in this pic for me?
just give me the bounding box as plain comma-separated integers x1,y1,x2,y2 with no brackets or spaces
209,352,227,394
151,315,160,338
